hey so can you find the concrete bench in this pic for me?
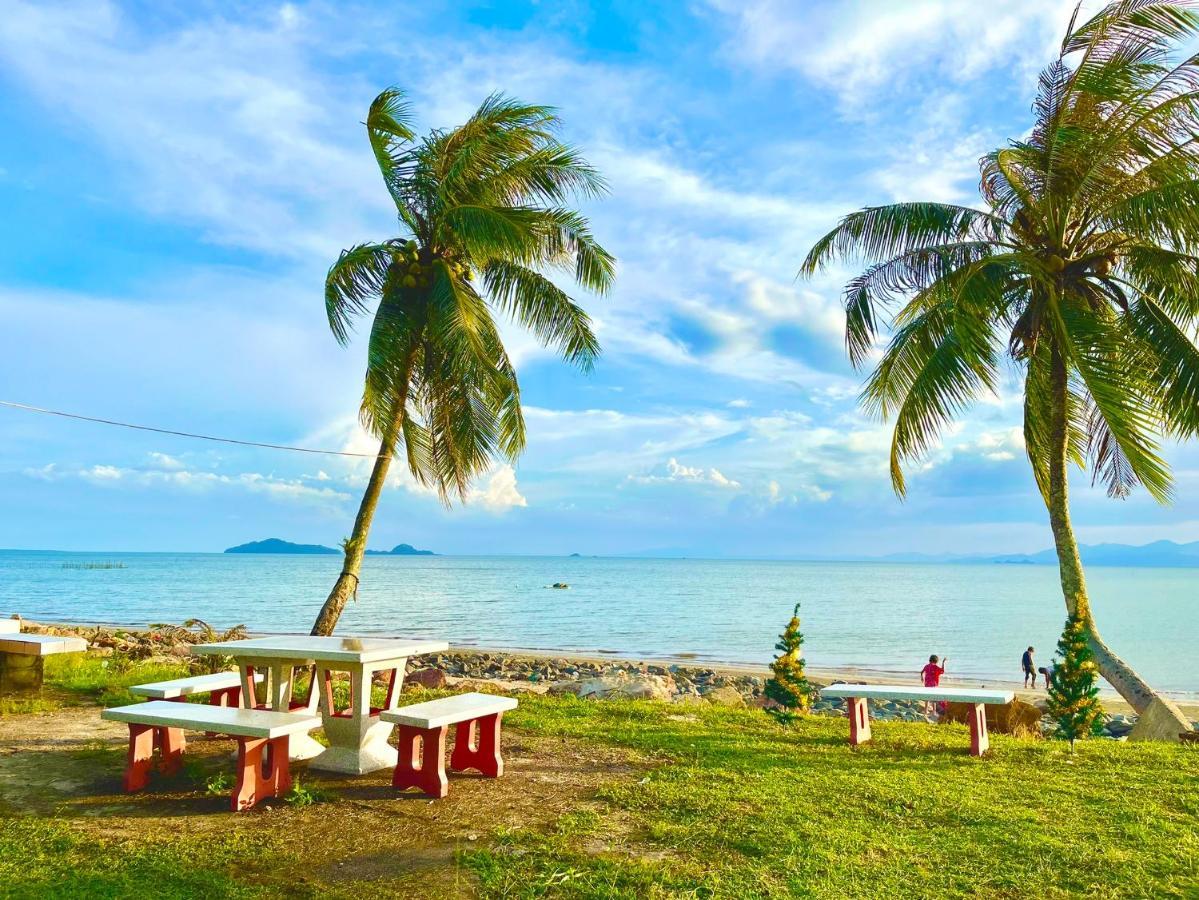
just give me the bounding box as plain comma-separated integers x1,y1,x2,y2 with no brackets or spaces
820,684,1015,756
101,701,321,810
130,670,264,705
0,633,88,694
380,692,518,798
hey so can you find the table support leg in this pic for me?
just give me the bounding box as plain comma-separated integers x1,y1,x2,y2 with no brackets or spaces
450,713,504,778
969,703,989,757
848,697,872,746
392,725,448,798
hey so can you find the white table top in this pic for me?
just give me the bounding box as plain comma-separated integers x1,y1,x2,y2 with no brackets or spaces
0,634,88,656
191,635,449,664
820,683,1014,704
0,620,19,634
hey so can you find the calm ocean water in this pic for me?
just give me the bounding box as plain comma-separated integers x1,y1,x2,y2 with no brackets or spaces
1,551,1195,696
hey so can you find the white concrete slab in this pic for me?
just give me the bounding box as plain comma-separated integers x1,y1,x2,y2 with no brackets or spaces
380,692,518,729
819,683,1014,704
0,634,88,656
102,700,321,739
0,620,20,634
129,670,262,699
192,635,448,664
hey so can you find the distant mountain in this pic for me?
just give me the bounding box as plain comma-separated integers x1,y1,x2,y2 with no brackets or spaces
365,543,437,556
225,538,337,555
226,539,436,556
881,539,1199,568
991,540,1199,567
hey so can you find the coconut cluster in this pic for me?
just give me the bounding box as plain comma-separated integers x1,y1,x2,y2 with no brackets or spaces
394,240,471,290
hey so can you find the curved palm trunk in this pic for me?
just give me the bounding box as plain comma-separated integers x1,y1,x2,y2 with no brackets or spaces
310,416,402,637
1046,350,1189,729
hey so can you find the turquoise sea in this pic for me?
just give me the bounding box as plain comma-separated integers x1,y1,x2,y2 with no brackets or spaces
1,550,1195,696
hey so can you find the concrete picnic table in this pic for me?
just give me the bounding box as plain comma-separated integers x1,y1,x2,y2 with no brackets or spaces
191,635,448,774
0,630,88,694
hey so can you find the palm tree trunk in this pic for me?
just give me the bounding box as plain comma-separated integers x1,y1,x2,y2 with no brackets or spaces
310,415,402,636
1046,348,1189,730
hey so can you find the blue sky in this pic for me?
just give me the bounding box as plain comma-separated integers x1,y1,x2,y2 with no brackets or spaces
2,0,1198,557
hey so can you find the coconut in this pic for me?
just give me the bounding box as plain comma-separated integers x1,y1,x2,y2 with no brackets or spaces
402,275,417,288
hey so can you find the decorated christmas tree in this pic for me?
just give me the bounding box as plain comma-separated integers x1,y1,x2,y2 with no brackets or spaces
1046,611,1105,750
765,603,812,725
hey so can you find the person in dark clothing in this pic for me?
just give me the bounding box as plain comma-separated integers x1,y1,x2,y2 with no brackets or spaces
1021,646,1036,688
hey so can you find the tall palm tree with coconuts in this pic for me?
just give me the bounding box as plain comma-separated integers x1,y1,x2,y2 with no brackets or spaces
311,87,613,636
802,0,1199,737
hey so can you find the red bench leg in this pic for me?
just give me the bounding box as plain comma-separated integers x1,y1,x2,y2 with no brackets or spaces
969,703,989,757
392,725,448,798
233,735,291,811
848,697,872,746
450,713,504,778
124,724,185,790
124,724,156,791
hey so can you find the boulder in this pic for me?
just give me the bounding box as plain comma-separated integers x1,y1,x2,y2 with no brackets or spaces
578,673,674,702
942,699,1043,737
406,667,447,690
703,686,746,708
1129,696,1192,743
546,680,584,696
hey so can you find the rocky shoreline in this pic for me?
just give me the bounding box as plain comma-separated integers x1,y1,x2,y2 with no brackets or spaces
16,619,1178,740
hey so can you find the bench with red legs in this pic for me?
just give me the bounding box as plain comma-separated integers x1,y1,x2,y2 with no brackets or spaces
380,692,518,799
130,671,266,736
819,684,1014,757
101,701,321,810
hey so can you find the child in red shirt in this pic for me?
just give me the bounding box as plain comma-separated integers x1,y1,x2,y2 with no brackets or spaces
921,654,947,719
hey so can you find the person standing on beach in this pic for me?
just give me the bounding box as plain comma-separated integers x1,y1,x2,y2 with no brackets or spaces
1022,646,1036,688
920,654,946,718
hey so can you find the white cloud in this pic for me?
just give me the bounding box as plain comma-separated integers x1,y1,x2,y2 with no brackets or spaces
707,0,1081,109
727,399,751,409
467,465,528,512
629,457,742,490
146,452,185,471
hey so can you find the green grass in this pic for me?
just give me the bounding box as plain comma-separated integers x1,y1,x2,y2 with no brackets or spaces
0,818,295,899
2,667,1196,898
463,696,1199,898
44,654,195,707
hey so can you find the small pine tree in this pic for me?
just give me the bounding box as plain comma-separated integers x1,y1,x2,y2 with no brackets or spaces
765,603,812,725
1046,612,1105,750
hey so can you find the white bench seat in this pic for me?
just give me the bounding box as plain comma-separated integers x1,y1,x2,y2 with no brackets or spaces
130,670,263,700
102,700,318,739
101,701,321,810
819,682,1015,757
380,692,518,729
820,684,1014,704
0,620,19,634
379,692,519,798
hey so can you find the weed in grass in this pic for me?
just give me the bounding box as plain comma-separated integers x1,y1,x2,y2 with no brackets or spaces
284,778,336,808
205,772,235,796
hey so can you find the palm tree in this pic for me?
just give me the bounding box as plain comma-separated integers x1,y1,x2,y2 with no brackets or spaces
801,0,1199,735
310,88,614,636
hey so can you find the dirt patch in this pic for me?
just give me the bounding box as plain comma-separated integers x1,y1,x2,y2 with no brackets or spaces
0,704,645,897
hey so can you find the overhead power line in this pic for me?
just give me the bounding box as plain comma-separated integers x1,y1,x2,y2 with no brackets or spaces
0,400,382,459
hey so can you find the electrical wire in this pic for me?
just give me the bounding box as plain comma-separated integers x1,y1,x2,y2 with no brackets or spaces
0,400,382,459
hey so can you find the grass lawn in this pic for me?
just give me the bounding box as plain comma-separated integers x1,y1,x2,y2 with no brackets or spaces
0,658,1196,898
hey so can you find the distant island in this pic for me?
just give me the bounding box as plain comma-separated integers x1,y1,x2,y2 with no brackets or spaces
365,543,437,556
224,539,436,556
